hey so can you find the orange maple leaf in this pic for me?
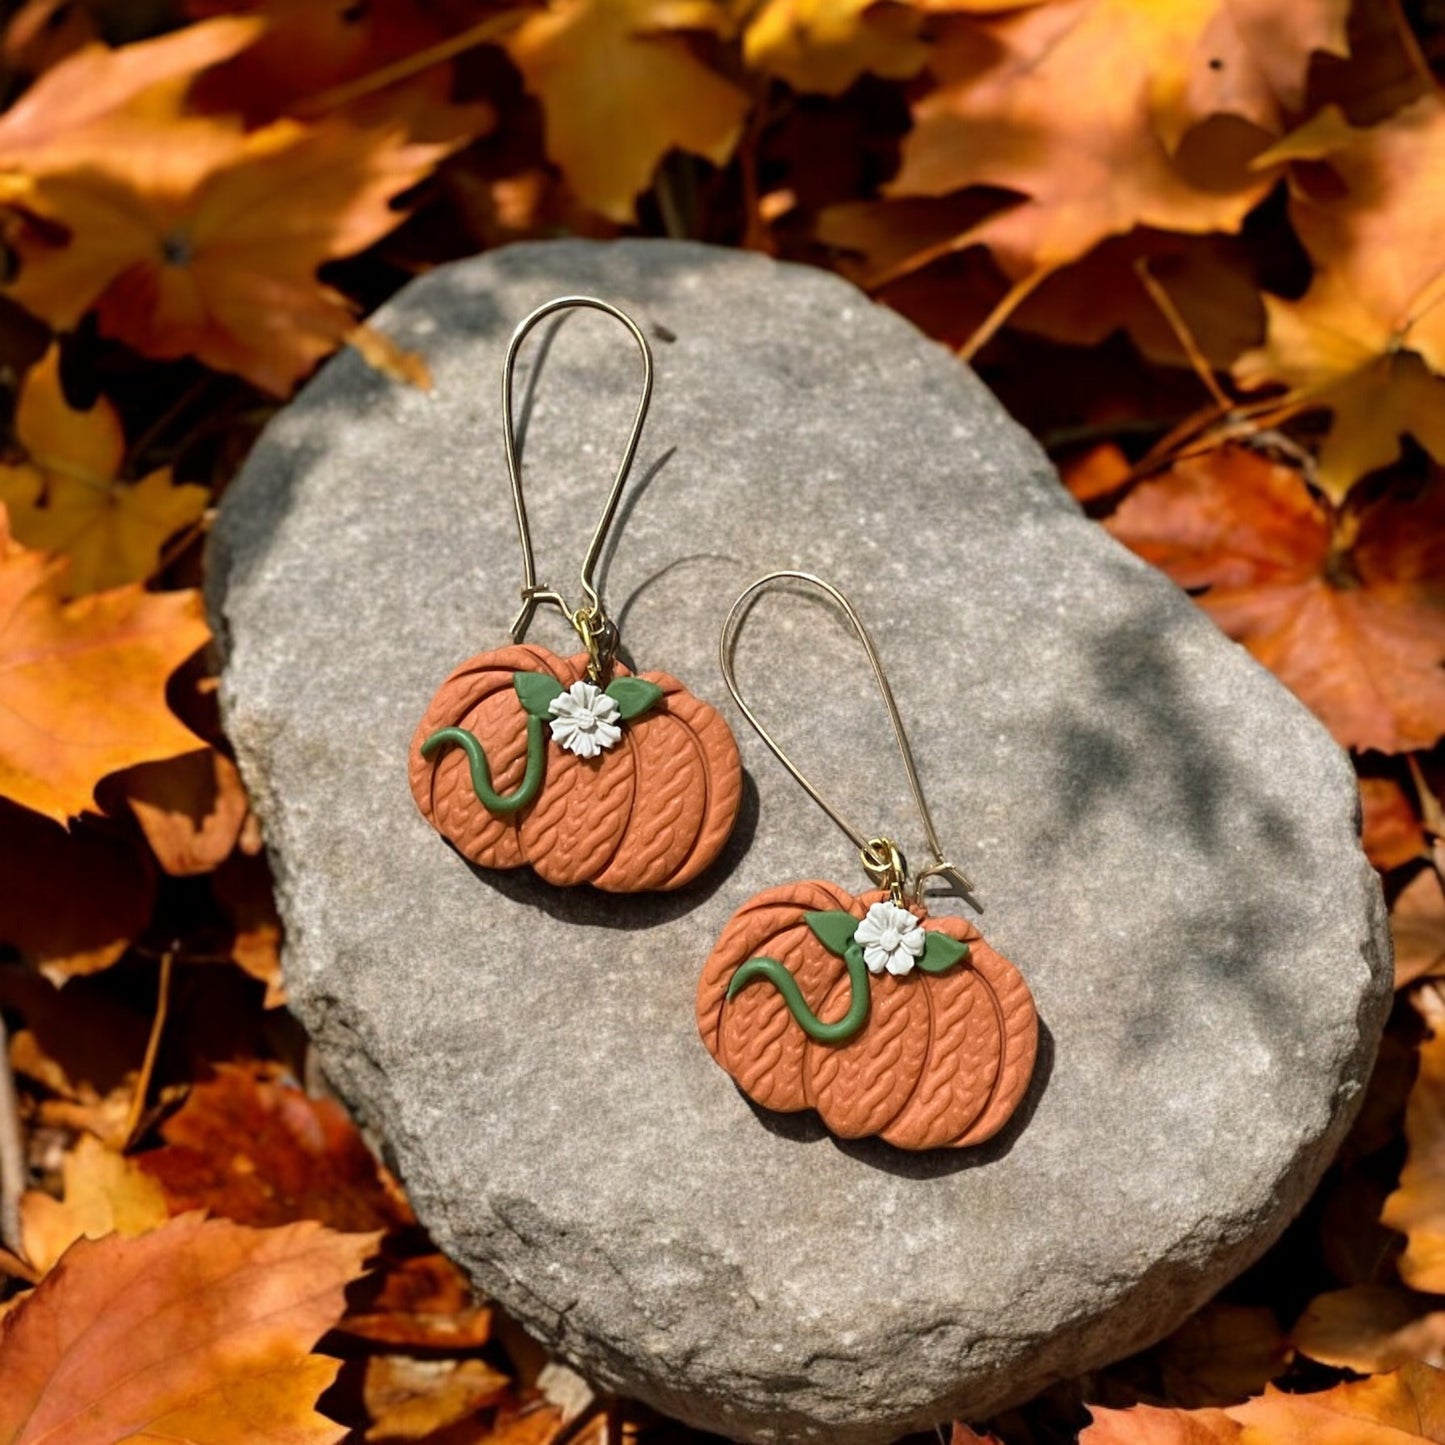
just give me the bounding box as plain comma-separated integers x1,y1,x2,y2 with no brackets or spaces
1081,1402,1239,1442
743,0,930,96
506,0,750,223
1360,773,1428,871
188,0,504,139
1104,448,1445,754
0,16,262,156
0,346,209,595
884,0,1302,280
1385,1026,1445,1291
213,847,286,1005
1235,98,1445,501
0,1214,376,1445
364,1355,512,1440
1226,1361,1445,1439
342,1250,494,1348
19,1134,168,1274
0,69,460,393
1391,866,1445,990
138,1060,415,1235
1293,1282,1445,1375
0,506,209,823
1084,1361,1445,1440
119,747,251,877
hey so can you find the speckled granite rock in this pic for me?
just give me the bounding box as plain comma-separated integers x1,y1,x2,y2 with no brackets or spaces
208,239,1390,1444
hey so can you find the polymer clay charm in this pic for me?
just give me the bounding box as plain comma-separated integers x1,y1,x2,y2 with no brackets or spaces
696,572,1038,1149
410,297,741,893
411,645,739,890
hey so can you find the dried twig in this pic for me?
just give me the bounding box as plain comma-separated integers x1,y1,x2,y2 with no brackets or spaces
1133,256,1233,413
0,1010,26,1260
294,12,523,117
124,948,175,1150
960,264,1056,363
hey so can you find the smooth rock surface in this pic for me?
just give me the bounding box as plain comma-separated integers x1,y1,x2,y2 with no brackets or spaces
210,240,1390,1444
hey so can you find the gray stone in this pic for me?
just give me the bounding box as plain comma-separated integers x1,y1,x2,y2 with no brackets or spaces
208,239,1390,1444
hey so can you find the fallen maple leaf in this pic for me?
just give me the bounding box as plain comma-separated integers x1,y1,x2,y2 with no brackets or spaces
1104,448,1445,753
506,0,750,224
480,1404,568,1445
1227,1360,1445,1439
1294,1283,1445,1374
1362,774,1428,871
1150,1301,1288,1408
0,346,209,594
1084,1361,1445,1440
1144,0,1350,152
0,17,262,157
1,92,460,393
119,747,250,876
1235,99,1445,500
19,1133,168,1274
1386,1027,1445,1291
885,2,1283,280
950,1426,1005,1445
743,0,930,95
0,506,209,823
0,801,154,979
188,0,488,129
0,1213,376,1445
343,1251,493,1349
0,967,149,1147
365,1355,511,1441
1394,868,1445,989
1081,1403,1240,1442
139,1060,414,1234
213,846,287,1005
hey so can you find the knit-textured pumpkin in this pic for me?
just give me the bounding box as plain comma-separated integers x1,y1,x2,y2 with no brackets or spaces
696,881,1037,1149
411,644,741,892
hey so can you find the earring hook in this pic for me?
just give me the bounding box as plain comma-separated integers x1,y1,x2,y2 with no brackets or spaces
501,295,654,678
719,570,978,909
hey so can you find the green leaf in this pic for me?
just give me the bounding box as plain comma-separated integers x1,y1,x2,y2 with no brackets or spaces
917,931,970,975
514,671,564,718
604,677,664,720
805,910,861,957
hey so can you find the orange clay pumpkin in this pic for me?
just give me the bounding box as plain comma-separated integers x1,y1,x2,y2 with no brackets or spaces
410,643,741,892
696,882,1037,1149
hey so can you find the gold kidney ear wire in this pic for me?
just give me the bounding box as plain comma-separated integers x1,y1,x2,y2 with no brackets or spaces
501,295,654,682
718,569,979,910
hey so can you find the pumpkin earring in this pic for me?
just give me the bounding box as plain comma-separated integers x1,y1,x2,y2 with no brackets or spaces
696,571,1038,1150
409,296,742,892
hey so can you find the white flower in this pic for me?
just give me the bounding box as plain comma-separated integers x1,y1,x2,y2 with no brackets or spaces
854,901,927,977
548,681,623,759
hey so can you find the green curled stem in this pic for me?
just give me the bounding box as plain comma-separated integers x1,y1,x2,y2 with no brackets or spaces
420,717,546,815
726,944,871,1044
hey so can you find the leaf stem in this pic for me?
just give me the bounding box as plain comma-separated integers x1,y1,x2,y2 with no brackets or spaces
1133,257,1233,412
125,947,174,1150
960,264,1057,363
0,1009,26,1260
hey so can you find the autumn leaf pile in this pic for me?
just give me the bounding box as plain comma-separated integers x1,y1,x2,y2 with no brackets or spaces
0,0,1444,1441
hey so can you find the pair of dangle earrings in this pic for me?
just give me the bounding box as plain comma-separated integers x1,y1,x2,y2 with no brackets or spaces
409,297,1037,1151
